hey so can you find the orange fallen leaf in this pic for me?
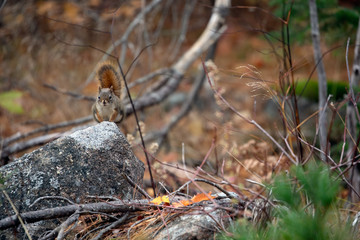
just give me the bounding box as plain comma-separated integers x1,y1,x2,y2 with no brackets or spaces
191,192,215,203
172,199,193,208
172,192,215,208
180,199,193,207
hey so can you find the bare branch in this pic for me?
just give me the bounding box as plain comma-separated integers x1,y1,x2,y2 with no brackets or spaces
84,0,163,87
169,0,197,61
123,174,152,199
2,117,92,148
0,197,238,231
1,124,92,160
56,211,80,240
92,212,129,240
2,1,230,161
130,0,229,113
1,133,64,160
30,196,75,208
42,83,95,101
2,189,32,239
128,68,171,89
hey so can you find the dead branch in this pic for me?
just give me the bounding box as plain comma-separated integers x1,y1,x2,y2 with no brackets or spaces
143,43,217,147
127,214,159,239
1,189,32,239
206,69,297,165
1,124,92,161
84,0,163,87
30,196,75,208
0,197,239,231
128,1,229,113
1,132,64,160
123,173,152,199
56,211,80,240
0,200,144,231
92,212,129,240
2,117,92,148
127,68,171,89
169,0,197,61
42,83,95,102
1,0,230,161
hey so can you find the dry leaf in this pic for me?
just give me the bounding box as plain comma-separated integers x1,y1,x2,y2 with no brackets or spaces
172,200,191,208
172,192,215,208
151,195,170,205
191,192,215,203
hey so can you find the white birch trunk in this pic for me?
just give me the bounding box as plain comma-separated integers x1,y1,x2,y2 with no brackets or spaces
347,17,360,202
309,0,328,160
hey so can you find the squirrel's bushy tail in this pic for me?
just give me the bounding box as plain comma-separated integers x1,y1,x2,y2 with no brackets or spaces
97,62,122,98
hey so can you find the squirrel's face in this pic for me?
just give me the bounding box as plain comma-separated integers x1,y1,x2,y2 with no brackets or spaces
97,88,114,106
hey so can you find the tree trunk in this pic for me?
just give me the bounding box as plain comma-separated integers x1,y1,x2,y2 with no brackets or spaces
347,17,360,203
309,0,328,160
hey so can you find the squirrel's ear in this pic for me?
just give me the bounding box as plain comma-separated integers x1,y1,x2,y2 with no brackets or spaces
110,85,114,92
98,86,102,92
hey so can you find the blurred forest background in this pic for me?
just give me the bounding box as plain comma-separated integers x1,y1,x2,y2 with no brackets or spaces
1,0,360,208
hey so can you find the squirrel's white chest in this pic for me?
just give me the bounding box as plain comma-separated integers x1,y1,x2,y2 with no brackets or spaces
97,103,114,120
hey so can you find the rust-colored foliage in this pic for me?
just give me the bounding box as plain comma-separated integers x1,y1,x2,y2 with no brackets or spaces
151,192,215,208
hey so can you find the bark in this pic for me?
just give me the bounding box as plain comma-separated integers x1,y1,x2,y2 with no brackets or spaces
347,17,360,203
309,0,328,160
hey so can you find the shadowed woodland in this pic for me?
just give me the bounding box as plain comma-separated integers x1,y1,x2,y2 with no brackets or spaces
1,0,360,239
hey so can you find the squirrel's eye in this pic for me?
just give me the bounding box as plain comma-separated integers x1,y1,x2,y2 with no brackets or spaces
97,96,100,100
109,96,112,100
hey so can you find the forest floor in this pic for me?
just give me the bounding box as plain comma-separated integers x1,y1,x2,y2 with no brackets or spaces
0,0,353,197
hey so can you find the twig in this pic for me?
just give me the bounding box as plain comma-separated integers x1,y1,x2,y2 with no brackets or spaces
0,196,240,231
84,0,163,87
203,56,298,165
127,68,170,89
0,0,7,12
158,182,171,194
346,17,360,203
0,199,141,230
78,223,111,240
42,83,95,101
115,55,157,197
92,212,129,240
2,189,32,240
143,42,218,147
45,16,110,34
2,116,92,147
169,0,197,61
56,211,80,240
129,1,229,113
123,173,151,199
127,214,158,240
2,0,229,162
1,132,64,160
30,196,75,208
85,195,120,201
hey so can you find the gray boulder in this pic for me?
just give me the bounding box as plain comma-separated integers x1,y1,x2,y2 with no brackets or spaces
154,204,231,240
0,122,144,239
